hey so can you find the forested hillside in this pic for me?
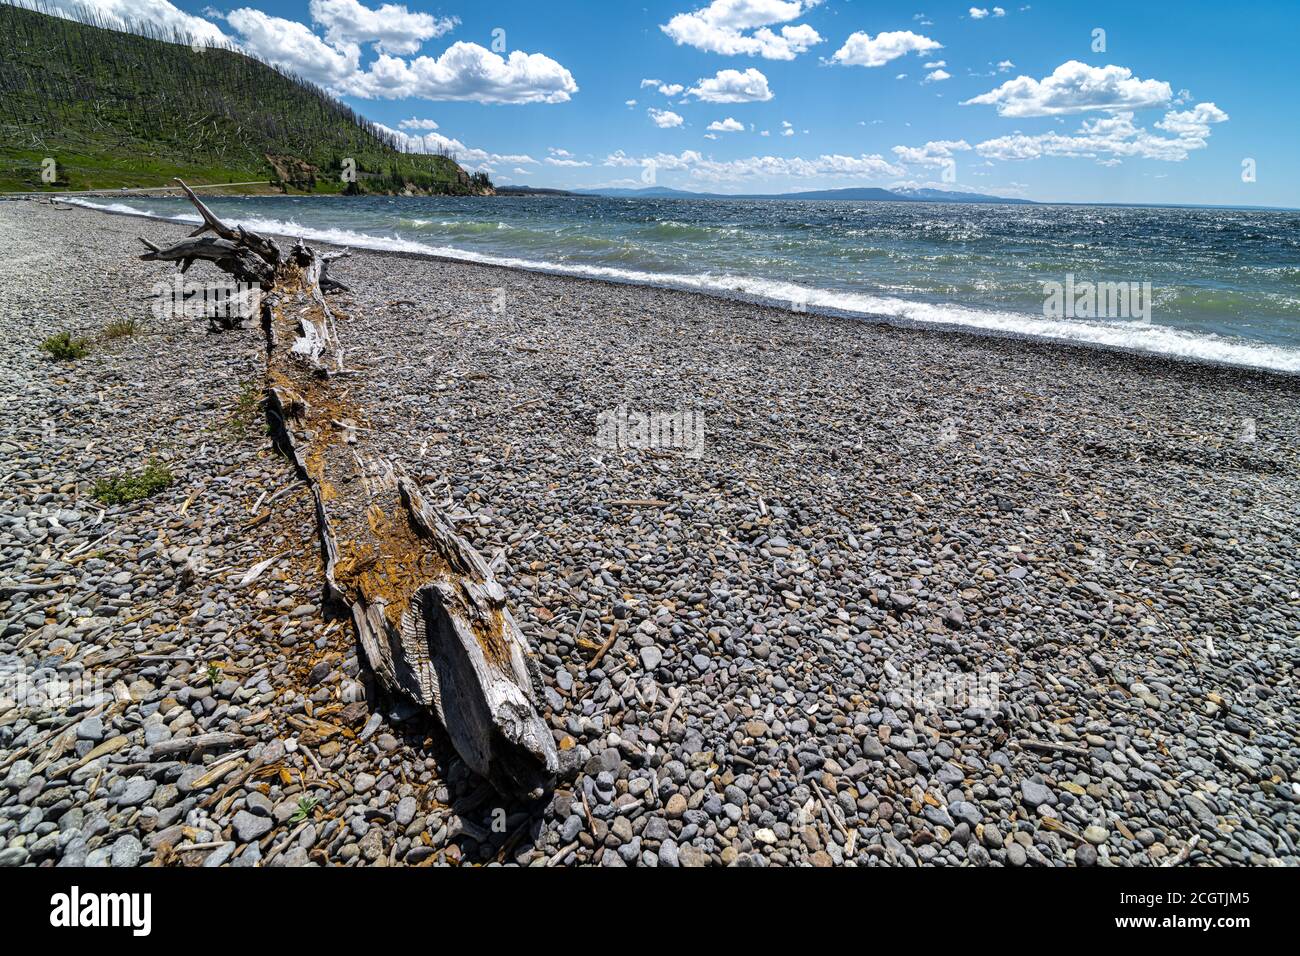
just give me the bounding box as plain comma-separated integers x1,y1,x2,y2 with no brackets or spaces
0,2,491,194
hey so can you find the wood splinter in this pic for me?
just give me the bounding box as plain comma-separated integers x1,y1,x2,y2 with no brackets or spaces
139,179,557,797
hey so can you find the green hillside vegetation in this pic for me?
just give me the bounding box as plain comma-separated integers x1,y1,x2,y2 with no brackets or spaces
0,2,492,195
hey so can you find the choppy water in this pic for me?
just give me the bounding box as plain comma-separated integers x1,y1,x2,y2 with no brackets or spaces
68,195,1300,372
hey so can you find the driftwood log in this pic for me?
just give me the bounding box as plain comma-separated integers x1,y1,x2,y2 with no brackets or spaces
140,181,557,797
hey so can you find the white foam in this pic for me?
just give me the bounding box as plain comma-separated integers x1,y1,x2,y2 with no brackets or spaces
67,198,1300,374
64,199,160,217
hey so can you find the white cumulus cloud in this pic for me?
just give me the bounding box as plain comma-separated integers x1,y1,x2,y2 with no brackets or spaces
974,103,1228,163
343,42,578,103
1154,102,1229,142
227,8,360,85
379,124,538,169
661,0,824,60
963,61,1172,117
546,148,592,167
707,117,746,132
688,68,774,102
893,140,972,167
649,108,686,128
832,31,942,68
308,0,457,56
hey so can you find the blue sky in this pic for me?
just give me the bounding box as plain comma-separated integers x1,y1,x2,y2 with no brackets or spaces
34,0,1300,206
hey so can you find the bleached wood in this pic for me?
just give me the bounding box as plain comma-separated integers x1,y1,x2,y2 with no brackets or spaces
139,180,557,797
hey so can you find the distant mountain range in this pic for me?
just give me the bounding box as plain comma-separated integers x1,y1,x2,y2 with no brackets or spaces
497,184,1300,212
500,184,1034,204
495,185,583,197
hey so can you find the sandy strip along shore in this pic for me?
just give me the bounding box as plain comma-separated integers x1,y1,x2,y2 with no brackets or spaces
1,201,1297,867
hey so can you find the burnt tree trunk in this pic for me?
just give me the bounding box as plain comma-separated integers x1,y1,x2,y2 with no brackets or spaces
140,181,557,797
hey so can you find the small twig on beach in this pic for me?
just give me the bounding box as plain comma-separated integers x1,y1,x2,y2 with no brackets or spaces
1162,834,1200,866
580,786,595,835
298,741,324,776
588,620,621,669
810,779,852,842
261,820,312,866
547,840,579,866
661,687,685,736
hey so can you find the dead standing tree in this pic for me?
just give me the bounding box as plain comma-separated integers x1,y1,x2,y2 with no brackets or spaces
140,181,558,798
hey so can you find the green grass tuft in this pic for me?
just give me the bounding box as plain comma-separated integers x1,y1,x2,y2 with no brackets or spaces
92,460,175,505
101,316,143,340
217,378,267,441
40,331,92,361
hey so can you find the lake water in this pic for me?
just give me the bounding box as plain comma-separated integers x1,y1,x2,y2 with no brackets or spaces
70,194,1300,373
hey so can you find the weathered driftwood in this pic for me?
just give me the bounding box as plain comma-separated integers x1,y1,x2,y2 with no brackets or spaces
139,180,557,797
139,235,275,286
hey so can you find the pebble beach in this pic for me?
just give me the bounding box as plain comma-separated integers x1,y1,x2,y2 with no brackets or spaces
2,200,1298,868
